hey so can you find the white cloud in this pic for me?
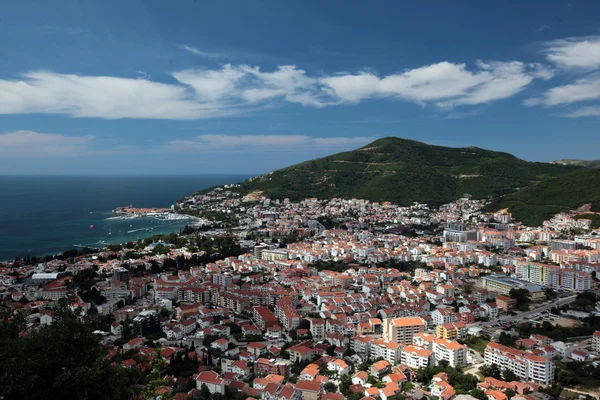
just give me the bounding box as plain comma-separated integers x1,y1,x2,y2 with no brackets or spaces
321,61,548,108
178,44,228,59
0,130,94,156
525,36,600,117
0,59,549,120
0,71,218,120
321,73,380,103
566,106,600,118
543,36,600,70
524,74,600,106
537,25,551,33
167,134,376,151
173,65,247,102
237,65,331,107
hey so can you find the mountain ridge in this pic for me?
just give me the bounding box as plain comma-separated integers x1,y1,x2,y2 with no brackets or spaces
208,137,583,207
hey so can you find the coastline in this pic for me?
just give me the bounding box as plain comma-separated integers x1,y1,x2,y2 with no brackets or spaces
0,210,215,263
0,174,252,262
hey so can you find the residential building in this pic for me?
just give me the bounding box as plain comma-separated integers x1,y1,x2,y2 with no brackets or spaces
195,371,225,394
254,306,279,330
289,345,315,363
432,308,458,327
400,345,432,369
295,380,322,400
370,339,402,364
435,322,467,340
132,310,160,337
382,317,426,346
484,342,554,385
496,295,517,312
593,331,600,352
310,319,326,341
432,338,467,367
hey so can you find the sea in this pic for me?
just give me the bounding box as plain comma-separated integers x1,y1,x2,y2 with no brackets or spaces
0,175,251,262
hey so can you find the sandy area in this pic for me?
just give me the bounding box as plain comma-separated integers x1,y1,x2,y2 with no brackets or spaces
552,317,581,328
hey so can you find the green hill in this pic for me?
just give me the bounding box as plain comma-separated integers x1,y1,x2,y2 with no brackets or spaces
485,168,600,226
233,137,580,206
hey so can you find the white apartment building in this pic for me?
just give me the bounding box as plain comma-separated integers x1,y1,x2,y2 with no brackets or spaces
413,332,436,350
370,339,402,364
400,345,432,369
484,342,554,385
310,319,325,341
352,335,374,356
432,338,467,367
431,308,458,327
593,331,600,352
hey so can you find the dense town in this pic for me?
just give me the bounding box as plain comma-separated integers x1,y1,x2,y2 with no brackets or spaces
2,186,600,400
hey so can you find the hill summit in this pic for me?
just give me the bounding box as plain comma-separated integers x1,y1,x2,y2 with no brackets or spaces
235,137,579,206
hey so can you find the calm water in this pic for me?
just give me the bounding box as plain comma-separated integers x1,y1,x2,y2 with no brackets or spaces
0,175,250,261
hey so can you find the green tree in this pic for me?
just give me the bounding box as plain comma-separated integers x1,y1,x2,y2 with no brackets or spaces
502,368,518,382
470,389,487,400
143,349,169,399
544,287,558,300
326,344,336,356
198,383,211,399
498,333,516,347
324,382,337,393
339,374,352,396
479,363,502,379
540,383,563,399
0,304,138,400
509,288,531,308
556,369,576,386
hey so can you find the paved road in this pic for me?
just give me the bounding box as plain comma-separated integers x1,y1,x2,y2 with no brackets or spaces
476,294,578,327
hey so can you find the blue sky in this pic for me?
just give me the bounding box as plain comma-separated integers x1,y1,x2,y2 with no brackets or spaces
1,0,600,174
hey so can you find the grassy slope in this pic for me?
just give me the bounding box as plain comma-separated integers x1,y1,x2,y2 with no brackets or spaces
486,168,600,226
237,137,580,206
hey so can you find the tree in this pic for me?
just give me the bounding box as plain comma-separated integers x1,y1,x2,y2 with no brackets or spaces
498,332,516,347
464,283,474,295
159,308,171,318
505,389,516,399
339,374,352,397
0,304,138,399
198,383,211,399
479,363,502,379
143,349,169,399
556,369,576,386
540,383,563,399
298,319,311,330
226,322,242,335
502,368,518,382
470,389,487,400
324,382,337,393
326,344,336,356
509,288,531,308
544,287,558,300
